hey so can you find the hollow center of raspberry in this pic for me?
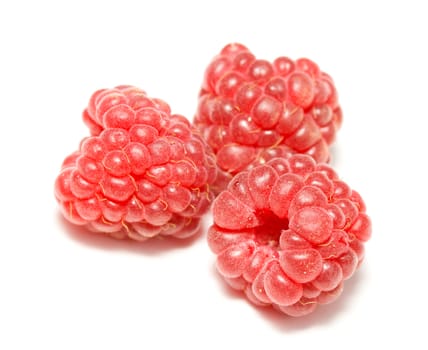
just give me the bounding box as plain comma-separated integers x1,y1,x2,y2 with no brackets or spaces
254,211,288,248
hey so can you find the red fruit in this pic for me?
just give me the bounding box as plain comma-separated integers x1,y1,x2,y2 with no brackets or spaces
194,43,342,192
208,154,371,316
55,86,216,241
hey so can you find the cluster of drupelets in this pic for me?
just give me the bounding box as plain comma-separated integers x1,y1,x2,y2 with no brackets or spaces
55,43,371,317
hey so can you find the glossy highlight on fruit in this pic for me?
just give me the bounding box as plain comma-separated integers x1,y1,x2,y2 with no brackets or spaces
194,43,343,192
207,154,370,316
55,85,217,241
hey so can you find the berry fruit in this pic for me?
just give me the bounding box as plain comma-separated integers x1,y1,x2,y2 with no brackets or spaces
207,154,370,316
55,86,217,241
194,43,342,192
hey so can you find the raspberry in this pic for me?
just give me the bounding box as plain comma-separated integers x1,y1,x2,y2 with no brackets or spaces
207,154,370,316
55,86,217,241
82,85,172,136
194,43,342,192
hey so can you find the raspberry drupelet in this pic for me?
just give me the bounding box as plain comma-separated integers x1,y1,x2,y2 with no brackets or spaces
55,86,217,241
207,154,370,316
194,43,343,192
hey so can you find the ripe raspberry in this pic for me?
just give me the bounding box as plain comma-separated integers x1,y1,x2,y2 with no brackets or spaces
207,154,370,316
194,43,342,192
55,86,217,241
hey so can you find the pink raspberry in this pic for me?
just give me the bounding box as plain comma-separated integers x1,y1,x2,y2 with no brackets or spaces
194,43,342,192
207,154,370,316
55,86,217,241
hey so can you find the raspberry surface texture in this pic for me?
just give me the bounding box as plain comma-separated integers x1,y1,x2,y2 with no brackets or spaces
194,43,342,192
55,86,216,241
207,154,370,316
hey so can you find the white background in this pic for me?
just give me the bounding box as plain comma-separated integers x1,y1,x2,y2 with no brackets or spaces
1,1,427,348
